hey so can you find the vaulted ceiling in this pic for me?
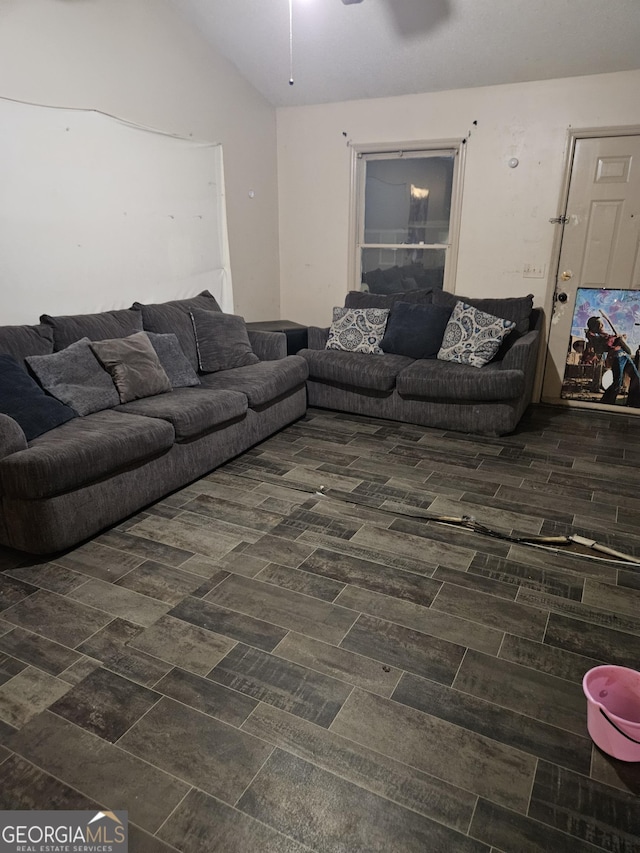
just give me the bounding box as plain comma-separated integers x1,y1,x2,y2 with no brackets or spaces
171,0,640,107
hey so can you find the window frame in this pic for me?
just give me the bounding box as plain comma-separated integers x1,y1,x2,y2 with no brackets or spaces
348,139,466,293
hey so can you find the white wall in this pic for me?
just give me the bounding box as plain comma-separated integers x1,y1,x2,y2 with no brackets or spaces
0,0,280,321
1,100,234,322
277,70,640,327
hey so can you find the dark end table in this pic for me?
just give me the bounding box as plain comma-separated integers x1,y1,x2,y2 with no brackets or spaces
246,320,308,355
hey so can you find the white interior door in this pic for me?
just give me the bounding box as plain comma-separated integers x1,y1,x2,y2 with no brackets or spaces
542,134,640,411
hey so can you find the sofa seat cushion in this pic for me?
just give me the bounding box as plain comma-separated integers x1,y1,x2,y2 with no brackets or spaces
396,358,524,402
116,388,248,440
198,356,308,408
0,410,175,500
301,349,414,392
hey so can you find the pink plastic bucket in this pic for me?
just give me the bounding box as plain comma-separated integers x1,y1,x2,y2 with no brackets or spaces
582,665,640,761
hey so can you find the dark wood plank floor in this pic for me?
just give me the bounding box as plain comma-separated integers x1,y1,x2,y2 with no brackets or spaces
1,404,639,852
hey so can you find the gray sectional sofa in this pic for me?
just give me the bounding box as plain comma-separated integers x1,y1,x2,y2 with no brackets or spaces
0,291,308,554
0,284,542,554
299,290,542,437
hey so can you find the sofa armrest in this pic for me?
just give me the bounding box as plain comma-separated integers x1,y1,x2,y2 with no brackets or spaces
500,329,540,372
0,413,28,459
247,329,287,361
307,326,330,350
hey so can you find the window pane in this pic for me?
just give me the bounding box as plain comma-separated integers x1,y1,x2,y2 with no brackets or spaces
364,156,454,246
361,248,445,293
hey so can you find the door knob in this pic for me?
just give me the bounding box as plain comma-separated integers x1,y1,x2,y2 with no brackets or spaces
560,270,573,281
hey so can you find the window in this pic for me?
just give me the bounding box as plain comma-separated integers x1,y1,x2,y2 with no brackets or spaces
350,143,464,294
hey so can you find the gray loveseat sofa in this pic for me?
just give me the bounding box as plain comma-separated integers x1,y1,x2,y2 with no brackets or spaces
0,291,308,554
299,290,541,437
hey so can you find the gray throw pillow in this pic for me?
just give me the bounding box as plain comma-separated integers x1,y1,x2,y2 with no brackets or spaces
90,332,173,403
26,337,120,416
190,309,259,373
380,302,452,359
145,332,200,388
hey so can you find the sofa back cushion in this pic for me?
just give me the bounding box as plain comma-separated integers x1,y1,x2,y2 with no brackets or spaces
133,290,222,370
0,354,77,440
432,290,533,335
40,309,143,351
26,338,120,415
345,289,433,310
0,324,54,362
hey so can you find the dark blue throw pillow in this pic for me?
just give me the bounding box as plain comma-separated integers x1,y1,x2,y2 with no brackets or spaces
380,302,452,359
0,354,77,440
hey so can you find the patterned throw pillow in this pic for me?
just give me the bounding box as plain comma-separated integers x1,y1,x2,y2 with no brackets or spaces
437,301,516,368
325,307,390,354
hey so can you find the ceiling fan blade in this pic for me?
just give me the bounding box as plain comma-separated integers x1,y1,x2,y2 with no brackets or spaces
341,0,365,5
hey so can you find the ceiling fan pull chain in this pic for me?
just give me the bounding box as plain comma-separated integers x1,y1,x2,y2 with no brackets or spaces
289,0,294,85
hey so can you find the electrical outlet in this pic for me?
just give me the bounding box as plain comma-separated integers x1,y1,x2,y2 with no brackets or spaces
523,263,545,279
